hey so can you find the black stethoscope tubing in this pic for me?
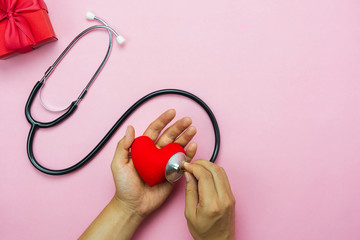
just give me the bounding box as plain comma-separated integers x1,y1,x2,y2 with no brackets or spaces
26,86,220,175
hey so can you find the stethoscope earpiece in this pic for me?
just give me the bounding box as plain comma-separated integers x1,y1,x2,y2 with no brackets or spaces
86,11,96,20
86,11,125,45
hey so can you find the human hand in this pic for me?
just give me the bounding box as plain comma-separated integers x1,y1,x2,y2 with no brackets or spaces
184,160,236,240
111,109,197,220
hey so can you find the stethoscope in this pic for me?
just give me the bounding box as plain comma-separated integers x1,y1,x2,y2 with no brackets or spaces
25,12,220,182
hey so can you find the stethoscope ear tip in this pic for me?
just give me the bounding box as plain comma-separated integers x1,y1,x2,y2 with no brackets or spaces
116,35,126,45
86,11,96,20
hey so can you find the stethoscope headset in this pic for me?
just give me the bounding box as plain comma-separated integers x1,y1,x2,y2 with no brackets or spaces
25,12,220,177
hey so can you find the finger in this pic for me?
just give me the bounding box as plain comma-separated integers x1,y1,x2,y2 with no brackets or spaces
218,166,233,196
155,117,192,148
174,126,197,148
185,172,198,219
143,109,176,141
183,162,217,207
112,126,135,168
185,142,197,162
192,159,233,199
152,179,173,193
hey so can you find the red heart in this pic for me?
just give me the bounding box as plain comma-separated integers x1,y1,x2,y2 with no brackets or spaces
131,136,185,187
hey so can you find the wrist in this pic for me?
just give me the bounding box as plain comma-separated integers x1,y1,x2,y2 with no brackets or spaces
79,197,145,240
111,196,145,224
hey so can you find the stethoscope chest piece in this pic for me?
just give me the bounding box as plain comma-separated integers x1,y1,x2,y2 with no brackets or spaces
165,152,186,183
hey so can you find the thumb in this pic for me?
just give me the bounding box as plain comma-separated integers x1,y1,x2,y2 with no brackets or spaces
112,126,135,168
185,172,199,220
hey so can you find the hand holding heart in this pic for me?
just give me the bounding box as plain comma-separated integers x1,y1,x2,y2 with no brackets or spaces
111,109,197,219
80,109,236,240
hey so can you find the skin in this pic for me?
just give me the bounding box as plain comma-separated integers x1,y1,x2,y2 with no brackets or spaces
184,160,236,240
79,109,235,240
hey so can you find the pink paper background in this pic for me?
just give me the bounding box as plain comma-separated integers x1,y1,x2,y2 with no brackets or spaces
1,0,360,239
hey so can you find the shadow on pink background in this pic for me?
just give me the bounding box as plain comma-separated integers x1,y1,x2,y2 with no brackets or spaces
1,0,360,239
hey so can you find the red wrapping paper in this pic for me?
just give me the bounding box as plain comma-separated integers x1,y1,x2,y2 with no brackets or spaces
0,0,57,59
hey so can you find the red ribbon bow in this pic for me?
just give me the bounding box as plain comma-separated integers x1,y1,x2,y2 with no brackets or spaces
0,0,47,52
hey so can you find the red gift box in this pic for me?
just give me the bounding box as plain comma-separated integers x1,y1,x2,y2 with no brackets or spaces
0,0,57,59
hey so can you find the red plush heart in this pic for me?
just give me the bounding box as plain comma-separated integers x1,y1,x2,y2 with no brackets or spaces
131,136,185,187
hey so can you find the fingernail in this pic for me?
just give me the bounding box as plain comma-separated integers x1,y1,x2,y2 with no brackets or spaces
184,172,190,182
125,126,130,138
184,162,189,167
